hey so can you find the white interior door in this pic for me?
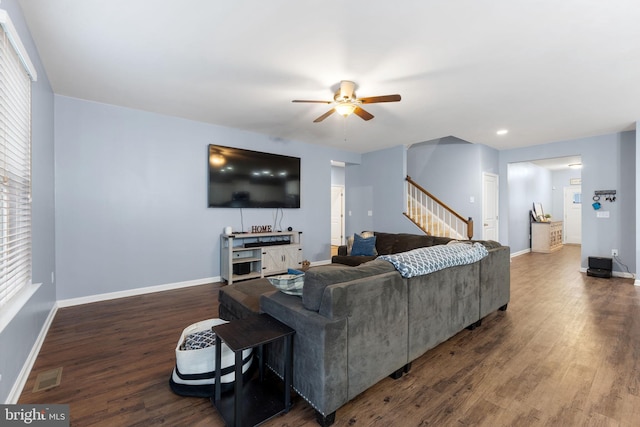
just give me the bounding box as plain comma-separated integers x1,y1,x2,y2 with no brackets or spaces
482,173,499,241
331,185,344,246
563,186,582,244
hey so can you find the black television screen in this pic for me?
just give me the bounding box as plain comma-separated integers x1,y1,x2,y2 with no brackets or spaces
208,144,300,208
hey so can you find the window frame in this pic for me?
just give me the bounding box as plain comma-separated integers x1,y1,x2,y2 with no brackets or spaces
0,10,38,311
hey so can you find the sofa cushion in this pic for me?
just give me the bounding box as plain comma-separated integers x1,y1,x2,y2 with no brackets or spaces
351,233,377,256
371,232,401,255
302,260,396,311
392,234,451,253
346,231,376,255
371,232,453,255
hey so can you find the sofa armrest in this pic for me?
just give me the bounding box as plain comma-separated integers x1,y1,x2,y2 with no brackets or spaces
479,245,511,318
337,245,348,256
260,292,348,417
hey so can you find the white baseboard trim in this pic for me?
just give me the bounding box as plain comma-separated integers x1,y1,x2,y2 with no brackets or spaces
57,276,220,308
7,302,58,404
510,248,531,258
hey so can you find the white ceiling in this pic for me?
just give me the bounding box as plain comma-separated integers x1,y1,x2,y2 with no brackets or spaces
529,155,582,171
17,0,640,154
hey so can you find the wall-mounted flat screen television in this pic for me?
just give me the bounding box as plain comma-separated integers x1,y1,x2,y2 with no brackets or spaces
208,144,301,208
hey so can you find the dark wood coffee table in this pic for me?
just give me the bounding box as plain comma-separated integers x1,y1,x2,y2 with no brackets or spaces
212,313,294,427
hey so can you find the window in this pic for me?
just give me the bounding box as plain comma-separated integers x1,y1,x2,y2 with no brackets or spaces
0,11,37,309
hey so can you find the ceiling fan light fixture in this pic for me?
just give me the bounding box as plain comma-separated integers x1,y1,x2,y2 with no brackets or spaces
335,103,356,117
292,80,400,122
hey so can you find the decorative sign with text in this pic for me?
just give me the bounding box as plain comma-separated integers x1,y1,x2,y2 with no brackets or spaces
251,225,272,233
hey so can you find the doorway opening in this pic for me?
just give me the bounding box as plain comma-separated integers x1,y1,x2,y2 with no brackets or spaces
507,155,582,254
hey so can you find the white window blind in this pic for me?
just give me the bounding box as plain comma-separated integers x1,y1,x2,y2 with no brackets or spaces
0,18,33,309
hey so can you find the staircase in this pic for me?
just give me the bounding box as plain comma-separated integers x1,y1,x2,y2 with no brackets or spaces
404,176,474,239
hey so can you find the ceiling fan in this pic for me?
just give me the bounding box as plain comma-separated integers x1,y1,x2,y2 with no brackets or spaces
292,80,401,123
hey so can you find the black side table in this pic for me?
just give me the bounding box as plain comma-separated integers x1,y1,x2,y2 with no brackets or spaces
212,313,295,427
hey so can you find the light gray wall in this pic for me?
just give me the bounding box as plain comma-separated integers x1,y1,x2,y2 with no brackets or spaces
500,131,636,272
506,162,552,253
406,137,500,239
344,145,414,237
331,165,345,186
0,0,56,403
54,96,360,300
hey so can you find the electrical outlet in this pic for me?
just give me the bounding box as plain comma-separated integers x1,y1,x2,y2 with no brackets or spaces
611,249,618,257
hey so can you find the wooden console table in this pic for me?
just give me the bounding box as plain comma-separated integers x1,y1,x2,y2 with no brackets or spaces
220,231,303,285
531,221,563,253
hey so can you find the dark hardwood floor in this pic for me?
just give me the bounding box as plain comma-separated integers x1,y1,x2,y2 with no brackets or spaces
19,245,640,426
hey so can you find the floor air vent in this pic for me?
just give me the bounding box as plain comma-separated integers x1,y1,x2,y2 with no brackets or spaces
32,367,63,392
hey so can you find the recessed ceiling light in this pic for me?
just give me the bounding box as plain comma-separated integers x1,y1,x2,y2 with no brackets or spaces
496,129,508,135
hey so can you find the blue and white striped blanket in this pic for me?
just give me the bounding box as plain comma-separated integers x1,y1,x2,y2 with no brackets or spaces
377,243,489,278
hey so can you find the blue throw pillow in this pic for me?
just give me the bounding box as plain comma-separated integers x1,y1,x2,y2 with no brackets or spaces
350,233,377,256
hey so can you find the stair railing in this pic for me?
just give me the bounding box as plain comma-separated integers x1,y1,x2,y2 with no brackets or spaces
404,176,474,239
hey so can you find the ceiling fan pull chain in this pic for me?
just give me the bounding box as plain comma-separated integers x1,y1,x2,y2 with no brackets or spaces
343,116,348,142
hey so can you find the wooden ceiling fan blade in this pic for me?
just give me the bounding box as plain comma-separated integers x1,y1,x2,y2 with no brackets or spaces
313,108,336,123
358,94,401,104
353,106,374,121
292,99,332,104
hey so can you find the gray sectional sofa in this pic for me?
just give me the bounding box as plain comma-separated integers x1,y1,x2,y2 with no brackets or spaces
218,232,510,426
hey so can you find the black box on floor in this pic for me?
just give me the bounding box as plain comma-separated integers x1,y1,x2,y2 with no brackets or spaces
587,256,612,278
589,256,612,270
